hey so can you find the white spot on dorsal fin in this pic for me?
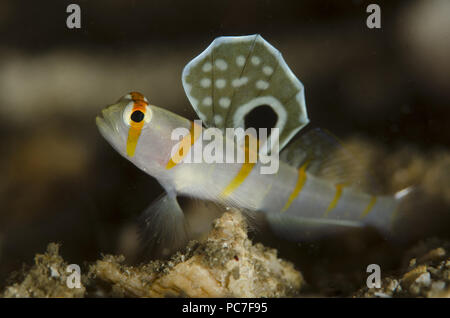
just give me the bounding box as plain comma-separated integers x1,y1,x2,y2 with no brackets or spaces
232,77,248,88
215,78,226,89
236,55,245,67
251,56,261,65
200,78,211,88
214,114,223,125
263,66,273,76
256,80,269,90
219,97,231,108
215,59,228,71
202,62,212,72
202,96,212,106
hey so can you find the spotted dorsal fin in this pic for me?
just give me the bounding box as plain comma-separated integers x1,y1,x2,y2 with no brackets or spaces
182,34,309,151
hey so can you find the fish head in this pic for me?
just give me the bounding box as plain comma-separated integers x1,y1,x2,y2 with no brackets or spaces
96,92,190,177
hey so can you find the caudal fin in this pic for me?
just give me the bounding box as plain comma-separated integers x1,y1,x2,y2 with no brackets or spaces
390,186,449,244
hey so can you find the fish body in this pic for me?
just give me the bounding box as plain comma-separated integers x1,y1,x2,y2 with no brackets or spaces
96,35,408,257
162,134,397,240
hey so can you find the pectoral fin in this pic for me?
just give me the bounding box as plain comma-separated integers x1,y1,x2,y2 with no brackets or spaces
138,193,190,260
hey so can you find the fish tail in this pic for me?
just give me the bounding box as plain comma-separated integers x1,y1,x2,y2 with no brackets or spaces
389,185,445,244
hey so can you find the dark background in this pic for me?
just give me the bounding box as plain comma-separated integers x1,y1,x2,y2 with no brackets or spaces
0,0,449,295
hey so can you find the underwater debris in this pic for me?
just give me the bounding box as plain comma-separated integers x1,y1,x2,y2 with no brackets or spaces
90,210,303,297
2,243,85,298
354,238,450,298
1,210,303,298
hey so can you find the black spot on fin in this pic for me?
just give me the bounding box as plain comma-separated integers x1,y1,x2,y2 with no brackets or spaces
182,34,309,151
244,105,278,133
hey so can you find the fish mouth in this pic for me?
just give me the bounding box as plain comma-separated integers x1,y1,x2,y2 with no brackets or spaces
96,104,125,151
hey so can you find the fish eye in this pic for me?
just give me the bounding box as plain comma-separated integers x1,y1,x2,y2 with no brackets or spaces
131,110,145,123
122,101,152,127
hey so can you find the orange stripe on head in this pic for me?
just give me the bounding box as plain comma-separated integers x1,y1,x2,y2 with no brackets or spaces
126,92,149,157
130,91,147,103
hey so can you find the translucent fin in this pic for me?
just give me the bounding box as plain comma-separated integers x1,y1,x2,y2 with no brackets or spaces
390,185,450,244
390,186,431,244
266,214,363,242
280,128,377,191
138,193,190,260
182,34,309,151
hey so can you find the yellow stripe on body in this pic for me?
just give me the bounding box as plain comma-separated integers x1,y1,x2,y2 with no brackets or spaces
324,183,346,217
220,162,256,197
359,196,377,219
220,135,258,198
281,161,310,212
166,121,202,169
